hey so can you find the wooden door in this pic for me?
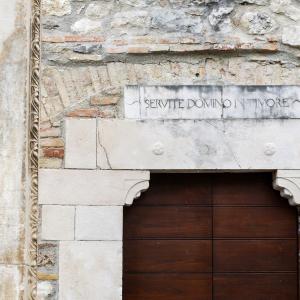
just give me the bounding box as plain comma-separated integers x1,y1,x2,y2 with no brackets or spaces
123,173,298,300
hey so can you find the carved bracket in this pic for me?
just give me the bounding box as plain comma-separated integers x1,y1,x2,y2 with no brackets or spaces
273,170,300,206
124,179,150,206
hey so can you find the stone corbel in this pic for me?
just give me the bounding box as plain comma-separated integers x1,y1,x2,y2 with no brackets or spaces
124,178,150,205
273,170,300,206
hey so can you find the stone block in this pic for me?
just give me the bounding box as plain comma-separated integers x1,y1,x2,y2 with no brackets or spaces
39,157,63,169
97,119,300,170
59,241,122,300
65,118,97,169
41,206,75,241
76,206,123,241
0,265,25,299
42,0,71,16
282,26,300,47
40,137,64,148
71,18,102,34
39,169,150,205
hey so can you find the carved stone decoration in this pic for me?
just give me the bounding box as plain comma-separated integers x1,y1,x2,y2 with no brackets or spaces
124,179,150,205
273,170,300,206
28,0,41,298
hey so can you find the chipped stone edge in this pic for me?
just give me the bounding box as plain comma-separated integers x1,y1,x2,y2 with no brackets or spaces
273,170,300,206
27,0,41,298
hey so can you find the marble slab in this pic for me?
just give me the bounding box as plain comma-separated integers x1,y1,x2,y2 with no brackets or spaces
124,85,300,119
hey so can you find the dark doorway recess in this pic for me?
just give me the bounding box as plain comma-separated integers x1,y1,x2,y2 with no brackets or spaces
123,173,298,300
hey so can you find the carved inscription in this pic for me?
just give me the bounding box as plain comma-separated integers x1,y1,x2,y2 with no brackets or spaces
144,97,295,110
124,85,300,119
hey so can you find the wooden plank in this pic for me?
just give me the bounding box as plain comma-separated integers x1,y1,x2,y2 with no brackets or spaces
213,173,286,206
123,273,212,300
213,273,297,300
214,240,297,272
214,206,297,238
124,240,212,273
124,207,212,239
134,173,212,206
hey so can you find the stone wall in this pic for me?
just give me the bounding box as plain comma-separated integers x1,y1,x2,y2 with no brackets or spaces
39,0,300,298
0,0,30,299
40,0,300,168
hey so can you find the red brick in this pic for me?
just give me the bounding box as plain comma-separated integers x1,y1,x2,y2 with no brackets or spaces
66,108,99,117
90,95,119,106
42,148,64,159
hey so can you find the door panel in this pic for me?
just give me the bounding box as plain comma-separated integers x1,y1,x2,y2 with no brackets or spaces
214,273,297,300
213,206,297,238
133,173,212,206
124,206,212,239
123,173,298,300
124,240,212,273
124,274,212,300
214,239,297,272
213,173,286,206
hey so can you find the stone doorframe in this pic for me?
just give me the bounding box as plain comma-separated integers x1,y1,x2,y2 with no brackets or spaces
39,117,300,300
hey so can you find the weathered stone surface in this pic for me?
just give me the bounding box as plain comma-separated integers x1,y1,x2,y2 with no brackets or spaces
42,0,71,16
42,206,75,241
40,126,61,138
208,4,234,28
37,281,56,300
59,241,122,300
85,2,113,19
282,26,300,47
76,206,123,240
0,0,30,297
271,0,300,21
236,0,268,5
40,137,64,148
39,157,63,169
270,0,290,13
65,118,97,169
39,169,150,205
111,10,151,33
240,11,276,34
150,9,203,33
71,18,102,34
37,242,59,275
0,266,24,299
97,119,300,170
